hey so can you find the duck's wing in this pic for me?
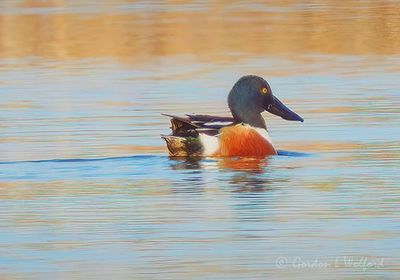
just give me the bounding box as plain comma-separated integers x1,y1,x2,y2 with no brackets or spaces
161,114,235,156
162,113,235,137
185,114,235,124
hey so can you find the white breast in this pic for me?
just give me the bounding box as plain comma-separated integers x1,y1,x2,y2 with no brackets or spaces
253,127,275,147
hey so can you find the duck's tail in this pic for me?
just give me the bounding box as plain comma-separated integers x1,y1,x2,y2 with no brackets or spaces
161,135,203,157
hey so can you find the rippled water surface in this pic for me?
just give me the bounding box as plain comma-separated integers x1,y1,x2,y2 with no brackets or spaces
1,1,400,279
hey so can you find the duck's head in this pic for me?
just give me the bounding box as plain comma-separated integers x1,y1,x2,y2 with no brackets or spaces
228,75,304,129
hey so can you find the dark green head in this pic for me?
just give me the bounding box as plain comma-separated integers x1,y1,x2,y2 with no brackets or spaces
228,75,304,129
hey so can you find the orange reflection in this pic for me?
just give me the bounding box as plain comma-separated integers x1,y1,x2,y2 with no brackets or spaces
0,0,399,62
218,156,269,173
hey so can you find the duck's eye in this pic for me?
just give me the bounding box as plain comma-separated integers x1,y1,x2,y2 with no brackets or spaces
260,87,268,95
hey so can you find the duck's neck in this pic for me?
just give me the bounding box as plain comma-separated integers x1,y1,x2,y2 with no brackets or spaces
233,112,267,130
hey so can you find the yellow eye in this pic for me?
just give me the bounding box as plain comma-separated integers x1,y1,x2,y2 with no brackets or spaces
261,87,268,95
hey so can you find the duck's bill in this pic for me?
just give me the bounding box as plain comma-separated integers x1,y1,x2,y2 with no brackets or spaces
266,96,304,122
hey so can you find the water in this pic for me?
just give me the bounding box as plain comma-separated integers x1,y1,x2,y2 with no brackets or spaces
1,1,400,279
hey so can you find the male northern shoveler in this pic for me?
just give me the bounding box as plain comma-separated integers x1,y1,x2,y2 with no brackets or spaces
162,75,303,157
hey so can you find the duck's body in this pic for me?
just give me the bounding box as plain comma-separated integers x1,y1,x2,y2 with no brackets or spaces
162,75,303,157
162,118,276,157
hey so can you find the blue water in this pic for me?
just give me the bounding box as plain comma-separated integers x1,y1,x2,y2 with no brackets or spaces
1,151,399,278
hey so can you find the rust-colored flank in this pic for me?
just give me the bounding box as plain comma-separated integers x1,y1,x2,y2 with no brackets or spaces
214,124,276,157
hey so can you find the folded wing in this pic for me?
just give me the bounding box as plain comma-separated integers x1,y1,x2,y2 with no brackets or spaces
161,114,234,156
162,113,235,137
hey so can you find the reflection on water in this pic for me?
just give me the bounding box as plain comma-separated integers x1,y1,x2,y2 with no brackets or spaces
1,1,400,279
1,0,400,60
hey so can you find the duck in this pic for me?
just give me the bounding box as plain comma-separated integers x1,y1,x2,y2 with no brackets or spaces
162,75,303,157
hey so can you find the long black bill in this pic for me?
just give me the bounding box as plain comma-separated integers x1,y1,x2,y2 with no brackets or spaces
266,96,304,122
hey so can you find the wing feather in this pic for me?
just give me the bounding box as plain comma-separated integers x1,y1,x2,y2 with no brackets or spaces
162,113,234,137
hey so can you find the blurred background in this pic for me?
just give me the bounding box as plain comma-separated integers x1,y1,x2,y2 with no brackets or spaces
0,1,399,279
